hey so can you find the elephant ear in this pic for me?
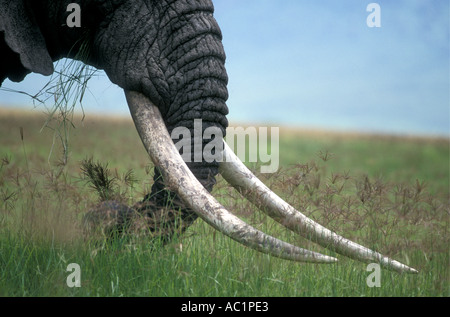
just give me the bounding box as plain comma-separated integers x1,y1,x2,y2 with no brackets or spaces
0,0,53,82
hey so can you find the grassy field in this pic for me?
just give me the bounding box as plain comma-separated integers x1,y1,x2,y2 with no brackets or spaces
0,106,448,297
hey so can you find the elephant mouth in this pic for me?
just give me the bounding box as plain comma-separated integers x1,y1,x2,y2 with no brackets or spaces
125,90,418,274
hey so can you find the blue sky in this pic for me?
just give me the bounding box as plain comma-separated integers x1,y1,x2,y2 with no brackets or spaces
1,0,449,136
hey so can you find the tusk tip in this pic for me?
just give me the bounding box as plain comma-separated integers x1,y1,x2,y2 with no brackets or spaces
386,259,419,274
316,254,338,264
405,267,419,274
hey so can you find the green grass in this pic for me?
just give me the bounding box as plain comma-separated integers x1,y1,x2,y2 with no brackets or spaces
0,107,448,296
1,224,447,297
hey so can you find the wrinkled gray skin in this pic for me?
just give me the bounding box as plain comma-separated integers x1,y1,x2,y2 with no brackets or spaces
1,0,229,239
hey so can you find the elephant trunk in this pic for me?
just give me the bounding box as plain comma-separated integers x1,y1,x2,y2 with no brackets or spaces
162,2,229,187
134,2,230,239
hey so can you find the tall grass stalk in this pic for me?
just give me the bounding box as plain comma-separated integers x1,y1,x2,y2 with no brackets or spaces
40,40,97,165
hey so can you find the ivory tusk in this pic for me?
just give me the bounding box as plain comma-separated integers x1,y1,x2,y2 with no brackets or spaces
125,90,337,264
220,142,418,274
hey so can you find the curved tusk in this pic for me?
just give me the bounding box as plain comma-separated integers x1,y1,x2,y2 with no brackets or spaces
125,90,337,264
220,142,419,274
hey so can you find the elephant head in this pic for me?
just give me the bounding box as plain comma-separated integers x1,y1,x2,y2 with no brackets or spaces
0,0,417,273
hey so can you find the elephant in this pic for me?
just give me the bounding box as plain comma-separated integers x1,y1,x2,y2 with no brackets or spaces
0,0,417,273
